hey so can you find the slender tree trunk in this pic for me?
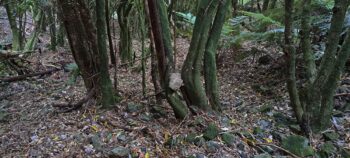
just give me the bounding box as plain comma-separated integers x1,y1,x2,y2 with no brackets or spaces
145,0,162,105
24,9,44,51
262,0,269,11
96,0,117,107
57,22,65,47
284,0,303,123
48,6,57,51
117,0,133,64
105,0,116,65
269,0,277,9
232,0,238,16
4,0,21,50
300,0,316,83
147,0,188,118
204,0,230,111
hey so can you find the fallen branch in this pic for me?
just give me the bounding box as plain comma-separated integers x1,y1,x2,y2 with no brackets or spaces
0,68,61,83
334,93,350,97
53,88,96,113
0,50,34,59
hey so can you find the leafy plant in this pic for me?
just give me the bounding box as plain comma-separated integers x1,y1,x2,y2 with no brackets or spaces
238,11,283,27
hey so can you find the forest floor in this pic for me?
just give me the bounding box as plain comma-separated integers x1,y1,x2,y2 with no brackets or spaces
1,9,350,158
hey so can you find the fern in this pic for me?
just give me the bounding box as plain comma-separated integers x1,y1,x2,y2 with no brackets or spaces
238,11,283,27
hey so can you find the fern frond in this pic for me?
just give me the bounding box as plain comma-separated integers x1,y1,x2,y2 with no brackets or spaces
239,11,283,27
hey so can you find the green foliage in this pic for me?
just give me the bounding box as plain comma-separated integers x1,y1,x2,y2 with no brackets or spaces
65,63,80,85
239,11,283,27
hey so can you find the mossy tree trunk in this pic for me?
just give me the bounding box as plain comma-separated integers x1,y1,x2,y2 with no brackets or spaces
147,0,189,119
4,0,22,51
48,5,57,51
182,0,228,111
285,0,350,134
96,0,117,108
58,0,116,107
284,0,303,124
117,0,133,64
204,0,230,111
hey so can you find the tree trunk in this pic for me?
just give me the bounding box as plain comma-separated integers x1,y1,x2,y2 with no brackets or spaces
117,0,133,64
105,0,116,65
204,0,230,111
48,6,57,51
4,0,21,51
181,0,219,110
58,0,97,91
300,0,316,83
58,0,116,107
147,0,188,119
307,0,350,132
96,0,117,107
24,8,44,51
262,0,269,11
269,0,277,9
284,0,303,123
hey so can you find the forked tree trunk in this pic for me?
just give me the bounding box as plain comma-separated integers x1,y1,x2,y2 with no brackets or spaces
147,0,188,119
58,0,116,107
181,0,219,110
285,0,350,133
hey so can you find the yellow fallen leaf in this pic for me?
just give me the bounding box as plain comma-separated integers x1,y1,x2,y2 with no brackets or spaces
91,125,99,132
164,131,170,142
230,119,237,124
53,135,59,141
264,137,273,143
145,152,150,158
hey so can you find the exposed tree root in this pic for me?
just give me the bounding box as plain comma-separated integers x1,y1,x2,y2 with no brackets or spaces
52,88,96,113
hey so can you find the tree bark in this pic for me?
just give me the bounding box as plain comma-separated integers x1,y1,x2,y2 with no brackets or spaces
147,0,188,119
117,0,133,64
204,0,230,111
181,0,219,110
4,0,22,51
284,0,303,123
96,0,117,107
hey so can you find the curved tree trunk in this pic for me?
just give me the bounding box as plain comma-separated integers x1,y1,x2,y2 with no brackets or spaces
181,0,219,110
204,0,230,111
